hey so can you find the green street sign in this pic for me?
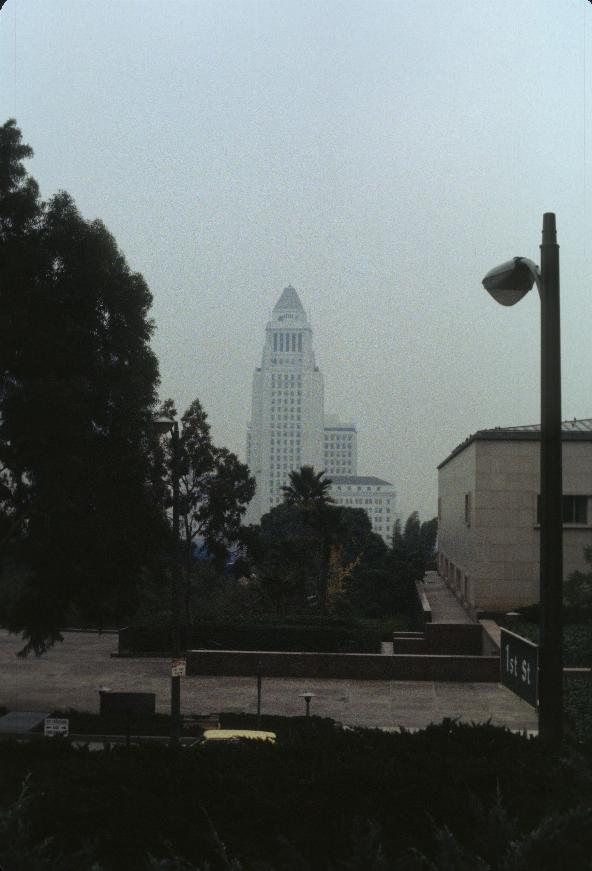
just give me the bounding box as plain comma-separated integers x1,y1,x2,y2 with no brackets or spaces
500,628,538,708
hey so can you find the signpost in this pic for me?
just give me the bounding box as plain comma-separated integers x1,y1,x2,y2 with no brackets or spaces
171,658,186,678
500,628,538,708
44,718,69,737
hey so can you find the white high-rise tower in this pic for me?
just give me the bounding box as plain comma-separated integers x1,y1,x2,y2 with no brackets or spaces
246,286,324,523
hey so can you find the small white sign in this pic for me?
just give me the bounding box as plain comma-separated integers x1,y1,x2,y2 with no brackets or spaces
171,658,186,677
44,717,69,737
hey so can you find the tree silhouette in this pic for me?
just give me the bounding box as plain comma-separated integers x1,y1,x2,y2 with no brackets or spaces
157,398,255,624
0,120,166,654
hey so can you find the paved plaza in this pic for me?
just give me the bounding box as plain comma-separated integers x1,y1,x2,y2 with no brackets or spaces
0,630,538,732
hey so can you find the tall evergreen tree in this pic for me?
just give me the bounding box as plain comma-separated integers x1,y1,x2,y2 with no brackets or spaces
419,516,438,564
0,120,167,654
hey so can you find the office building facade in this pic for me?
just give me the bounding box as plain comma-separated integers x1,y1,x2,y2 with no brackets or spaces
246,286,396,543
437,419,592,612
328,475,396,542
246,286,324,523
323,415,357,476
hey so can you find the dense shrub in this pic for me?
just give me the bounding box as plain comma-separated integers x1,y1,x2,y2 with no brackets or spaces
0,721,591,870
119,619,381,654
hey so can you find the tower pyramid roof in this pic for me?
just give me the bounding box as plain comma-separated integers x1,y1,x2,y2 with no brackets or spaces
273,285,305,313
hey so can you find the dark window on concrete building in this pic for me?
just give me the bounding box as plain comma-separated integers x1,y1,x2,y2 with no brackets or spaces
464,492,471,526
536,494,589,525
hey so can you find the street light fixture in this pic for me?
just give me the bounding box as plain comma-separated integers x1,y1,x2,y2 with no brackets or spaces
299,691,315,718
482,213,563,748
154,416,182,745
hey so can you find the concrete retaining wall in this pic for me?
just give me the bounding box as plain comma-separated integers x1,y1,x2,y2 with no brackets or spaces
414,580,432,624
391,635,427,654
185,649,500,682
393,624,484,656
424,623,483,655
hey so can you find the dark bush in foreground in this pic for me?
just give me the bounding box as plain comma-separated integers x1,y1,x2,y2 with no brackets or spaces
1,721,592,870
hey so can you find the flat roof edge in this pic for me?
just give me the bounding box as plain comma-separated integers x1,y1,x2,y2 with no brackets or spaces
438,430,592,470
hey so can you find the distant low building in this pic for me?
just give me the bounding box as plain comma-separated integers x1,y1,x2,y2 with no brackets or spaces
323,415,357,476
328,475,396,544
437,419,592,613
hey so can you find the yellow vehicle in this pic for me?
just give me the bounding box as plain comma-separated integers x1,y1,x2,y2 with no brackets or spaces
199,729,277,745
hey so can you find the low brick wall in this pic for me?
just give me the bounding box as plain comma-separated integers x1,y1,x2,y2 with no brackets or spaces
186,649,500,682
392,634,427,654
424,623,483,655
393,624,484,655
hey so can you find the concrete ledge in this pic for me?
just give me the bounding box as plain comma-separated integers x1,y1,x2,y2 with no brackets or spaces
414,581,432,624
185,649,500,682
480,620,501,655
392,637,427,654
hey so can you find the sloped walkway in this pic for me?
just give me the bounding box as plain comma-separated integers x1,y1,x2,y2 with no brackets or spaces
422,571,474,624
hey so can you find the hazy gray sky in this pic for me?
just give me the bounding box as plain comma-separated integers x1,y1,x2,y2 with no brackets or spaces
1,0,590,519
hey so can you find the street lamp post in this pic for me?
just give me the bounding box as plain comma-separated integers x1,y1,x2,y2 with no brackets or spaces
299,691,315,718
482,213,563,748
155,416,182,745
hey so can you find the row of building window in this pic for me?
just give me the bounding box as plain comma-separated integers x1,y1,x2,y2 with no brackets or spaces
336,485,383,492
459,493,590,526
272,374,301,383
272,332,303,352
537,495,589,525
338,497,389,505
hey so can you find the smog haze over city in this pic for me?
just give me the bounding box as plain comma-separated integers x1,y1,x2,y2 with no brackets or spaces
1,0,590,520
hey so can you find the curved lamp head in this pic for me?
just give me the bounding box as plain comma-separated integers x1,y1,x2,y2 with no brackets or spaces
154,416,175,435
482,257,540,306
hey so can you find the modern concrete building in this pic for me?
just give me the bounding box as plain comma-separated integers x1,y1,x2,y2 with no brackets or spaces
328,475,396,544
323,415,357,476
437,419,592,613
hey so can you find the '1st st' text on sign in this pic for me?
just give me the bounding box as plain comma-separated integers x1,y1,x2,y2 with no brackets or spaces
500,628,538,708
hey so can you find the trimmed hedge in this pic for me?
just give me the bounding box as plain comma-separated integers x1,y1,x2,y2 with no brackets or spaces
119,619,381,654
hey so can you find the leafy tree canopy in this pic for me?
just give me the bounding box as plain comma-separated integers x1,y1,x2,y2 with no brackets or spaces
157,398,255,569
0,120,167,654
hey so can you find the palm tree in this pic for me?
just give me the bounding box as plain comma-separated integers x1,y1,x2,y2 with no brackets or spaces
281,466,334,507
282,466,336,612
